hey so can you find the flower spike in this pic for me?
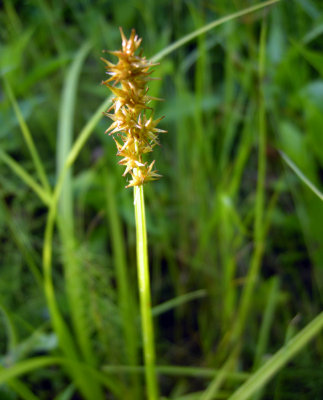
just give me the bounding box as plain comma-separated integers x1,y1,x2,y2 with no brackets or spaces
102,28,166,188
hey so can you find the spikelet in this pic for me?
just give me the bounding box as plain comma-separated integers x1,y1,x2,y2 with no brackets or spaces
101,28,166,188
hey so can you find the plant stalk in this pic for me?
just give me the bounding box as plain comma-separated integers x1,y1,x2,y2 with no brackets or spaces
134,185,159,400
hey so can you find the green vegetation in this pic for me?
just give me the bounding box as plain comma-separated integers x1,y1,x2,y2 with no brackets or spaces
1,0,323,399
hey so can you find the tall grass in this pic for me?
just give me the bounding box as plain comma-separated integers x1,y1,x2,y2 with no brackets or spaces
0,0,323,399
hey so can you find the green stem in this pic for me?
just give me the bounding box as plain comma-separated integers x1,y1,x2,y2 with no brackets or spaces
134,185,159,400
105,172,141,398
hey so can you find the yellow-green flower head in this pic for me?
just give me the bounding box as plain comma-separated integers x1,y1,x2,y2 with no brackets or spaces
102,28,165,187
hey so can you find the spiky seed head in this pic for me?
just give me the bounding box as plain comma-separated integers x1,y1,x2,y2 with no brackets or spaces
102,28,166,188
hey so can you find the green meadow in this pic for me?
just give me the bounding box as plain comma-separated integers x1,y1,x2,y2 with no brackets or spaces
1,0,323,399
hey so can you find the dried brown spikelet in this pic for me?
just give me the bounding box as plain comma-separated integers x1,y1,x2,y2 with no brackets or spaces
101,27,166,188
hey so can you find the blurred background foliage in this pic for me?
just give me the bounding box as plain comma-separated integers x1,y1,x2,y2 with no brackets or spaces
0,0,323,399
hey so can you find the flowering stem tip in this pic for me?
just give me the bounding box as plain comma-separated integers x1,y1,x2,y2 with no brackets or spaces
102,27,166,188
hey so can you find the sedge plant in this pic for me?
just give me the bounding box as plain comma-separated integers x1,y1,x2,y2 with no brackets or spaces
101,28,165,400
3,2,323,400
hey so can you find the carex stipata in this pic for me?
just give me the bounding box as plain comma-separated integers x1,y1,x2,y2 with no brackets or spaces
101,28,166,188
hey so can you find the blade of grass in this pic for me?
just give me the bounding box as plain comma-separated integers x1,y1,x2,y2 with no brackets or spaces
219,57,252,176
273,315,302,399
53,384,75,400
0,356,121,397
229,102,255,198
279,150,323,201
201,346,240,400
252,277,280,400
57,41,91,226
232,19,268,341
253,278,280,370
151,0,280,62
103,364,248,381
151,289,206,317
228,311,323,400
0,366,39,400
0,304,17,353
65,95,113,168
3,77,51,194
0,148,51,205
56,42,102,388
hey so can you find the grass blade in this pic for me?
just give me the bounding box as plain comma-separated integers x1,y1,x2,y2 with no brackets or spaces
103,364,248,381
151,289,206,317
57,41,91,225
3,77,51,194
228,312,323,400
232,19,268,341
280,150,323,201
56,41,100,373
0,148,51,205
0,365,39,400
201,347,240,400
65,95,112,168
0,356,121,397
151,0,280,62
